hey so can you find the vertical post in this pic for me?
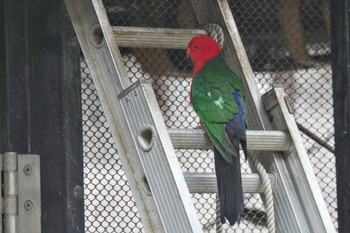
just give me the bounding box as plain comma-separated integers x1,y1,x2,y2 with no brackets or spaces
0,0,84,232
331,0,350,232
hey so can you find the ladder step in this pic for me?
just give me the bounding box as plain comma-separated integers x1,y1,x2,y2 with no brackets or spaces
168,128,292,151
184,173,276,193
112,26,207,49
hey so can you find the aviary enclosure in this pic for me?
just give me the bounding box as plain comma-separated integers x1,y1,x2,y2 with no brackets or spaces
81,0,335,232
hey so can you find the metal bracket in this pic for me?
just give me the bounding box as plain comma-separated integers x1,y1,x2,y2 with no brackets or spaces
1,152,41,233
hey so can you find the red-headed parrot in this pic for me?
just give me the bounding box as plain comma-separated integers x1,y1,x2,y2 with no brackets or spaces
186,36,247,226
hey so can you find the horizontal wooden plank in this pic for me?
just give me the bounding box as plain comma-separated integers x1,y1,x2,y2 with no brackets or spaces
184,172,276,193
168,128,293,151
112,26,207,49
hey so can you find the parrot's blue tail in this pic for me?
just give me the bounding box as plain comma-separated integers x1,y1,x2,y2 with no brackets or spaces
214,147,244,226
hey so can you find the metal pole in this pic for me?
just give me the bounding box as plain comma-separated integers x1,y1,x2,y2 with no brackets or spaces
331,0,350,232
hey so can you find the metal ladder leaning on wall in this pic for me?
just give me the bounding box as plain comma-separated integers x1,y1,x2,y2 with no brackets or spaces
64,0,335,232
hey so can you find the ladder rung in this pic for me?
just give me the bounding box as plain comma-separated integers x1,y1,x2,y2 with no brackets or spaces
168,128,292,151
112,26,207,49
184,173,276,193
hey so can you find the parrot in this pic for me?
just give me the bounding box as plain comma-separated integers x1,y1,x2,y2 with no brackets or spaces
186,35,247,226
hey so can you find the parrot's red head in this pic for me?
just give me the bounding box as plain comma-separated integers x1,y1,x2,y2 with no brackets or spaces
186,36,221,76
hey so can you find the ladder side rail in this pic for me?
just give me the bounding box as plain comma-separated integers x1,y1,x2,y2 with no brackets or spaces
63,1,160,231
263,87,336,233
64,0,203,232
190,0,313,232
119,81,203,233
92,0,131,91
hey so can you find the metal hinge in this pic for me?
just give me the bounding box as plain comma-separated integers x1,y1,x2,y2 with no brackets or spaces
1,152,41,233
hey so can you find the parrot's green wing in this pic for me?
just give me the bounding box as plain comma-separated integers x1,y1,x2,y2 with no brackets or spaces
192,56,246,164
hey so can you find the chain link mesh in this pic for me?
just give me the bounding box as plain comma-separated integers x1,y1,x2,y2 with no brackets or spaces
82,0,336,232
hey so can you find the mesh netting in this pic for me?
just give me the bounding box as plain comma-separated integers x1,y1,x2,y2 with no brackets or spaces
82,0,335,232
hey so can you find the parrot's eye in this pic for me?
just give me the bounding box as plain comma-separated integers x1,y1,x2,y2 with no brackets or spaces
194,45,199,50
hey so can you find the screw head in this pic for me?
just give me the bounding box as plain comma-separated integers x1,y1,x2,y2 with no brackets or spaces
23,164,33,176
24,200,33,212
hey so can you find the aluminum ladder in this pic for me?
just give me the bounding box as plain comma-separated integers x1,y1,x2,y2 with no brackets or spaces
64,0,335,232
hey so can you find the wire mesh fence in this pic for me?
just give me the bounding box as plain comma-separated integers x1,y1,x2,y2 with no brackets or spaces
82,0,335,232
